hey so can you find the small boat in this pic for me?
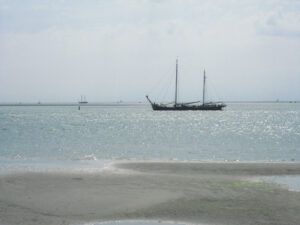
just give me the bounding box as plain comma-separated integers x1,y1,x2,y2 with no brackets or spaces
78,95,88,104
146,59,226,111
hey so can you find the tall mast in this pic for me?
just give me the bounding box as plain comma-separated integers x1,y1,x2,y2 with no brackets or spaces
202,70,206,105
175,58,178,106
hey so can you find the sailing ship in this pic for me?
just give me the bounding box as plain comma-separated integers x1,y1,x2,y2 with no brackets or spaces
78,95,88,104
146,59,226,111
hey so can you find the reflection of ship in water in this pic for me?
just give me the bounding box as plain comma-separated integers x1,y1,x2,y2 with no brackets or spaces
78,95,88,104
146,59,226,111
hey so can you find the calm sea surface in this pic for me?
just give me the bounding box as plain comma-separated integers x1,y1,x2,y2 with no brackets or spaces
0,103,300,171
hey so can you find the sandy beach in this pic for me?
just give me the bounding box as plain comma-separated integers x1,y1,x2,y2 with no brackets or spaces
0,162,300,225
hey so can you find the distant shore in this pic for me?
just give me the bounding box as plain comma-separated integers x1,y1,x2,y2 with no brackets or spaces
0,162,299,225
0,101,299,107
0,102,147,107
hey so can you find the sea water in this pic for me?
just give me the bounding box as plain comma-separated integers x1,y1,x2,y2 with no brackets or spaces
0,103,300,171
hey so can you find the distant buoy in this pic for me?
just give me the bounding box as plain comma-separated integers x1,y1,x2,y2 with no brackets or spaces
78,106,80,110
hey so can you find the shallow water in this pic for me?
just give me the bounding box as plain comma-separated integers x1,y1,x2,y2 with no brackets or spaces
262,175,300,192
0,103,300,171
94,221,186,225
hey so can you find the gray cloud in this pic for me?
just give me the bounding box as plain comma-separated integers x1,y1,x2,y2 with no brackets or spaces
256,10,300,37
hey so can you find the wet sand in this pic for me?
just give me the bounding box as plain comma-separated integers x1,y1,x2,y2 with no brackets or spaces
0,162,300,225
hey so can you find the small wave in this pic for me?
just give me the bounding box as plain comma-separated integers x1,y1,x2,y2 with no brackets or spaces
73,154,98,161
0,155,34,161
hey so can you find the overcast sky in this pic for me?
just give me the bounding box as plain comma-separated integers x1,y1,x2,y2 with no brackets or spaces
0,0,300,102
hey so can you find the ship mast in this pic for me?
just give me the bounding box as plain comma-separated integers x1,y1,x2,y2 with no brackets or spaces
202,70,206,105
175,58,178,106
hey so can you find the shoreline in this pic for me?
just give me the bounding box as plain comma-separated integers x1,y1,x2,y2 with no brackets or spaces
1,162,300,225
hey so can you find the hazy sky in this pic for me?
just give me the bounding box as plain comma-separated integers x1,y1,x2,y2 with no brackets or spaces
0,0,300,102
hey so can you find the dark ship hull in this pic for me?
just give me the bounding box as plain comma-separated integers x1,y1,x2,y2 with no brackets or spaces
150,102,226,111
